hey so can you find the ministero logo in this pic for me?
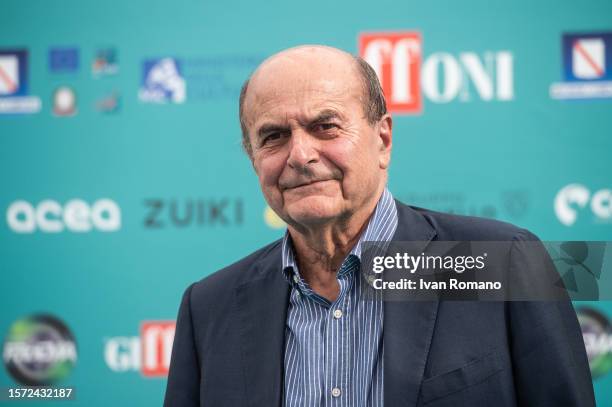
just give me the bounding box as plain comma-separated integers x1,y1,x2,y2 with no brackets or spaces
554,184,611,226
139,58,186,104
2,314,77,386
104,321,175,377
577,307,612,379
359,32,514,114
6,199,121,233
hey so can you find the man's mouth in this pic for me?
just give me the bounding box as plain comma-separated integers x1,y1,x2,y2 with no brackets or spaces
283,179,332,190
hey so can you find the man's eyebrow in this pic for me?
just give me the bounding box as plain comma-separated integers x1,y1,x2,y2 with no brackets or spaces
255,110,343,138
306,109,343,125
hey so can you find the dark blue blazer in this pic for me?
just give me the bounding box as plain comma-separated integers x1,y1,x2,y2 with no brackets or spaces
164,201,595,407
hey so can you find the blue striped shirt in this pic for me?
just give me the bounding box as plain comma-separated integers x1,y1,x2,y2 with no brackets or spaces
281,188,398,407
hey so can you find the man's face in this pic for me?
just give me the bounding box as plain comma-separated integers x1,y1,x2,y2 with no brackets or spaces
243,49,391,228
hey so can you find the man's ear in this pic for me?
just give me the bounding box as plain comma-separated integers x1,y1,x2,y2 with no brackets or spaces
377,114,393,169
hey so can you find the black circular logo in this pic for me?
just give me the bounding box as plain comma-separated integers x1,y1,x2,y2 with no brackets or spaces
3,314,77,385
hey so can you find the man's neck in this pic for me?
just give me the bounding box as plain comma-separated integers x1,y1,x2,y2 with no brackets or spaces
287,189,383,302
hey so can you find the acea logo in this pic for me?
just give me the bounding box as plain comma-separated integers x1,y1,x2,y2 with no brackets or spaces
3,314,77,386
550,32,612,100
554,184,611,226
138,58,186,104
577,307,612,379
359,32,514,114
6,199,121,233
104,321,175,377
0,49,41,114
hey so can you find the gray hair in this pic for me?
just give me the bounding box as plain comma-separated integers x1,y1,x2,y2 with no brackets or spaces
238,55,387,157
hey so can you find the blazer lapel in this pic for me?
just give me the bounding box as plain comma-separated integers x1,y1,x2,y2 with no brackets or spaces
236,257,290,407
384,202,439,406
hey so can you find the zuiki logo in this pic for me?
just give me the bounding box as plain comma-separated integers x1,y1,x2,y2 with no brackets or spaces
6,199,121,233
3,314,77,386
359,32,514,114
554,184,611,226
139,58,186,104
0,49,41,114
550,32,612,100
577,307,612,379
143,198,244,228
104,321,175,377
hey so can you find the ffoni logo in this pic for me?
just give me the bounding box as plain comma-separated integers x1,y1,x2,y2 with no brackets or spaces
141,321,175,377
360,32,423,114
359,32,514,114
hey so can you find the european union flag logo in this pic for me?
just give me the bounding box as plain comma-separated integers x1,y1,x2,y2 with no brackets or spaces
49,48,79,73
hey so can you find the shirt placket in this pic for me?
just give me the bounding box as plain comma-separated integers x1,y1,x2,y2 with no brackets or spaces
323,259,356,407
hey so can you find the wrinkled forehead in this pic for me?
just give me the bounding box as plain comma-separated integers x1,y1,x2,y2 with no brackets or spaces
244,52,364,128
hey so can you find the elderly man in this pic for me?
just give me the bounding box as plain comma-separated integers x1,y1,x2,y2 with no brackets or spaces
164,45,594,407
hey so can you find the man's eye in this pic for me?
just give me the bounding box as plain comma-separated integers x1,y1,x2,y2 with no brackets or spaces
262,133,282,145
313,123,338,132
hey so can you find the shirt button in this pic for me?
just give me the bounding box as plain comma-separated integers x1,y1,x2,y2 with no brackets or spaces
331,387,341,397
293,274,299,284
333,309,343,319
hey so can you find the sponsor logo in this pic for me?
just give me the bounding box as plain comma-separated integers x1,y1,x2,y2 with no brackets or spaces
53,86,77,117
398,189,529,221
3,314,77,386
6,199,121,233
48,48,79,73
359,32,514,114
104,321,175,377
554,184,611,226
95,91,120,113
92,48,118,77
139,55,262,104
0,49,41,114
264,205,286,229
139,58,186,104
550,32,612,100
577,307,612,379
143,198,244,228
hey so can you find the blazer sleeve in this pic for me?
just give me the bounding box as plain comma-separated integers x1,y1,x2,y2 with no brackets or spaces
164,283,201,407
508,231,595,406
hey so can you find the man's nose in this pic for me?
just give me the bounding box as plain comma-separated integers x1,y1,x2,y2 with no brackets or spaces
287,129,319,171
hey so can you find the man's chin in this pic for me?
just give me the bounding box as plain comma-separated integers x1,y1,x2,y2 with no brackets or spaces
284,199,342,226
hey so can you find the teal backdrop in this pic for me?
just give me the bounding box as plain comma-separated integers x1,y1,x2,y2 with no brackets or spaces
1,0,611,405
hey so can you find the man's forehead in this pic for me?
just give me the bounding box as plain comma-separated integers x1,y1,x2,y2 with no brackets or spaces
253,45,356,79
244,46,363,126
247,82,362,129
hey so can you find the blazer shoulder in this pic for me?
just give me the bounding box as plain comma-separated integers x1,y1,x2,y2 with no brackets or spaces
398,201,539,241
190,238,282,306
